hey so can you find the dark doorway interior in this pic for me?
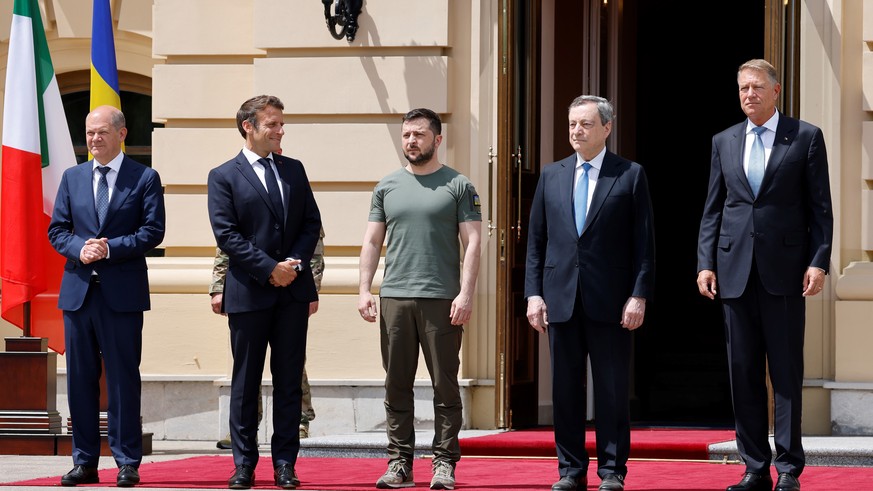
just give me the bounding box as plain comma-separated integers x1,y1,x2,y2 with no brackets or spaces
630,1,765,426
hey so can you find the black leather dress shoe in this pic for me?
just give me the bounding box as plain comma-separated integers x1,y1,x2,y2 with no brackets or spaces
117,465,140,487
599,473,625,491
274,463,299,489
727,472,773,491
775,473,800,491
228,464,256,490
552,475,586,491
60,465,99,486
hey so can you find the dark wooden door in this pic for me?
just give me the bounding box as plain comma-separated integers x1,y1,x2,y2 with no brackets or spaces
495,0,542,430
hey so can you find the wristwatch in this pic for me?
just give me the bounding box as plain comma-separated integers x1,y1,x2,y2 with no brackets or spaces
286,257,305,272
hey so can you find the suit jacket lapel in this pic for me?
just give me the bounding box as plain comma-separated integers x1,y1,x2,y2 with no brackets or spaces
76,162,102,230
235,152,282,222
99,157,134,233
761,115,796,193
726,122,755,197
583,152,618,233
275,157,293,228
557,155,576,235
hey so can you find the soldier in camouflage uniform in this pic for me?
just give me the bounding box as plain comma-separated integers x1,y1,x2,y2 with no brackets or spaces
211,227,325,448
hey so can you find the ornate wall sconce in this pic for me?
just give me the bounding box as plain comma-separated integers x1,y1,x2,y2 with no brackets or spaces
322,0,363,42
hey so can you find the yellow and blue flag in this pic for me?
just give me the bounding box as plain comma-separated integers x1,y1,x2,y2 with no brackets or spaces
90,0,121,111
89,0,122,158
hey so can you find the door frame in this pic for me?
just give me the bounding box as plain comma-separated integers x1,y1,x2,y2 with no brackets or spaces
493,0,622,429
495,0,542,429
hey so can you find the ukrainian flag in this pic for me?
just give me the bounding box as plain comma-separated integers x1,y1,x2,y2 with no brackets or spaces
90,0,121,111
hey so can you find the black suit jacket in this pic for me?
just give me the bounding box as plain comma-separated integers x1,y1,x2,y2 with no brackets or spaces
207,151,321,313
525,151,655,323
697,114,833,298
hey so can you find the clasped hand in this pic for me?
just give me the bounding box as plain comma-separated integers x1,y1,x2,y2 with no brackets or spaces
79,238,108,264
268,259,300,287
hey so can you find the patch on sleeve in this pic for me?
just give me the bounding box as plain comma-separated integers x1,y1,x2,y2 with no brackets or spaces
466,182,482,213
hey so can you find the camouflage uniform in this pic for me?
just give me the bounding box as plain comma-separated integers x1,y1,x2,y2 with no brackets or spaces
212,227,325,444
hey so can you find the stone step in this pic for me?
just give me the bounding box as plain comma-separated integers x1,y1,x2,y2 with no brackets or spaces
301,431,873,467
708,436,873,467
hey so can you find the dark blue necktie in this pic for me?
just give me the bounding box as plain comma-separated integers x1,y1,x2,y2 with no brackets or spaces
96,166,111,226
748,126,766,196
574,162,591,235
259,158,284,222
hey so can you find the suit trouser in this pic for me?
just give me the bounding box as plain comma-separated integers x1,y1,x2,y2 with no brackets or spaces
249,364,314,426
228,295,308,469
722,265,805,477
549,288,631,481
380,298,463,466
64,280,143,468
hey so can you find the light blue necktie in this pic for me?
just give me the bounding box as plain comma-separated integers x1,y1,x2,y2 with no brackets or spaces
748,126,766,196
574,162,591,235
96,166,110,226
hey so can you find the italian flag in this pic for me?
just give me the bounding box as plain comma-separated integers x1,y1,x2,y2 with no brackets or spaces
0,0,76,354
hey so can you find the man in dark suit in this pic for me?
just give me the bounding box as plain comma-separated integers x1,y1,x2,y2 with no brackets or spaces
525,95,655,491
48,105,166,488
207,95,321,490
697,59,833,491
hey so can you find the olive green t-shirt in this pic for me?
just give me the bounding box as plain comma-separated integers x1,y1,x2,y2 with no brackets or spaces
368,165,481,299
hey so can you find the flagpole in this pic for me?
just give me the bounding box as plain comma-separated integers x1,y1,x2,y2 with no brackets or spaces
22,301,30,337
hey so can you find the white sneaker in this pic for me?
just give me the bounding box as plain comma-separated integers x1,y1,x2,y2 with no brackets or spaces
376,460,414,489
430,461,455,490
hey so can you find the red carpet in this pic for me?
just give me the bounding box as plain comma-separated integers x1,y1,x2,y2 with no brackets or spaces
460,427,737,460
5,455,873,490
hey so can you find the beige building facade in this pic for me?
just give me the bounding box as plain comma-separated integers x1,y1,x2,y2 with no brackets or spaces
0,0,871,441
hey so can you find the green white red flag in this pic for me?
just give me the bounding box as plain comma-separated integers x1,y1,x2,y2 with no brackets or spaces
1,0,77,354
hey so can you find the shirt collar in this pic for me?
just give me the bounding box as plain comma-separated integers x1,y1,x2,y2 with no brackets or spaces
242,147,276,166
576,146,607,171
92,152,124,173
747,111,779,135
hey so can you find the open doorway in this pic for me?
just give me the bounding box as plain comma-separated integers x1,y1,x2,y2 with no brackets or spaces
627,0,764,426
499,0,767,428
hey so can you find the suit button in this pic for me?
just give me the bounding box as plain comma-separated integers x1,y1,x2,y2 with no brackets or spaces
274,249,281,255
749,232,755,238
274,224,280,230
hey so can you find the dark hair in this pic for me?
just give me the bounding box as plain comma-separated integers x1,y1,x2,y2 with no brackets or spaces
568,95,615,125
236,95,284,138
402,108,442,136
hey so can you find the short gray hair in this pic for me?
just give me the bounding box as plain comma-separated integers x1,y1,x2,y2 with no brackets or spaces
568,95,614,125
737,59,779,86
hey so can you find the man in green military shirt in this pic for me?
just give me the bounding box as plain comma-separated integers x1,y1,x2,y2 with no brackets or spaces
211,227,325,449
